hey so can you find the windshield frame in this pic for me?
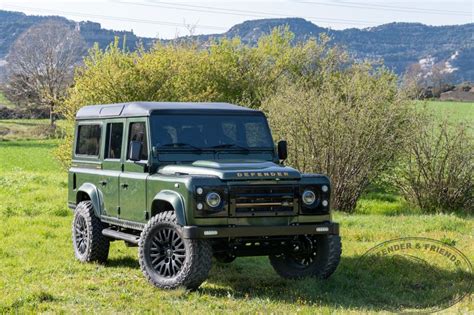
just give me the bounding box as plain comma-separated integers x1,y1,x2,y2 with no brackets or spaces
149,110,275,152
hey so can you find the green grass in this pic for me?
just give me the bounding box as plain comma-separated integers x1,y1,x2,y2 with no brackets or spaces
1,213,472,313
0,140,67,217
421,100,474,123
0,124,473,313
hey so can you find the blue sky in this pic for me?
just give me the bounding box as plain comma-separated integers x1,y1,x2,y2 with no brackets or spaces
1,0,472,38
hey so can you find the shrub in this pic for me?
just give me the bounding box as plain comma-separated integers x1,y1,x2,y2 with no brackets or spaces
394,116,473,214
262,65,415,213
56,29,345,166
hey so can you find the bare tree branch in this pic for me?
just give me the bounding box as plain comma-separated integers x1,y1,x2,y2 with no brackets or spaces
4,20,86,125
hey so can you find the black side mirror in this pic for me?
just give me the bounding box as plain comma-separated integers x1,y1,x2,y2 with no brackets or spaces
129,141,142,161
277,140,288,160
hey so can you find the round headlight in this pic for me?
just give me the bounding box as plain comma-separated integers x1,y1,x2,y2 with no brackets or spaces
206,192,221,208
302,190,316,205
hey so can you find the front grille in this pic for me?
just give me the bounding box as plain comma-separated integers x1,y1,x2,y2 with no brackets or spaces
229,185,298,217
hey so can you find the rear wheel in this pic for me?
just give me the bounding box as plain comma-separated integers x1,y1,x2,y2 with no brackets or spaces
139,211,213,290
72,201,110,263
269,234,341,279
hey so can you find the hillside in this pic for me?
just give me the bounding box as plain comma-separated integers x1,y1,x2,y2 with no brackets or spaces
193,18,474,82
0,10,155,59
0,11,473,81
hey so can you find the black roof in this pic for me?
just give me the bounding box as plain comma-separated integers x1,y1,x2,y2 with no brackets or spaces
76,102,258,119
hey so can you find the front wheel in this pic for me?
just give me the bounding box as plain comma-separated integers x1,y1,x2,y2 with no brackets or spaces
138,211,213,290
269,234,341,279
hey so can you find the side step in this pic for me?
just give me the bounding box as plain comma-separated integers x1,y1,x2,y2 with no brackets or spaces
102,228,140,245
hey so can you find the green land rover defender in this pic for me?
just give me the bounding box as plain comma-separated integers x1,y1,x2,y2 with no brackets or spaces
68,102,341,289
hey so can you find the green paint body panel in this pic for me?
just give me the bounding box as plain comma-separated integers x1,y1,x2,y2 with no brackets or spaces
68,102,337,238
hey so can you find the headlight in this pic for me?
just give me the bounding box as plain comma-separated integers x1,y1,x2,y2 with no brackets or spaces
206,192,221,208
302,190,316,205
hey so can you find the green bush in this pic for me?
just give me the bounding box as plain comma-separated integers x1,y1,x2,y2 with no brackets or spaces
262,65,416,213
394,116,473,214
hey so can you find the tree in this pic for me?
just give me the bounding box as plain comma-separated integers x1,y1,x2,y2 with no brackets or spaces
262,65,415,213
5,20,86,126
402,60,454,99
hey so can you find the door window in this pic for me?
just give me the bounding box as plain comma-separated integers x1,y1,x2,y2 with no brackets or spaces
105,123,124,159
128,122,148,160
76,124,101,156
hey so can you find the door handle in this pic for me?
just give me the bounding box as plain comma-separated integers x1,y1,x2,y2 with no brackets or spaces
120,183,129,189
99,180,107,186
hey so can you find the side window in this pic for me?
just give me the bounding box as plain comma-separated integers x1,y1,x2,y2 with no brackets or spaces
76,124,101,156
105,123,123,159
128,122,148,160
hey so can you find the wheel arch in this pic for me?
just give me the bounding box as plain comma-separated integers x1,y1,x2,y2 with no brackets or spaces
76,183,103,217
151,190,186,225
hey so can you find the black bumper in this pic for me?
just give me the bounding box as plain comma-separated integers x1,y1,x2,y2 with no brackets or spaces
182,222,339,239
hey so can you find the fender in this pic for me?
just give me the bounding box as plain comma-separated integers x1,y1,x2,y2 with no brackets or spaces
76,183,104,217
152,190,187,225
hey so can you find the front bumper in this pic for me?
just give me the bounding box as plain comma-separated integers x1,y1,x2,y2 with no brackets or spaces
182,222,339,239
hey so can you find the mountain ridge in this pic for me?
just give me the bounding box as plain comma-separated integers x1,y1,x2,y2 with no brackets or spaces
0,10,472,81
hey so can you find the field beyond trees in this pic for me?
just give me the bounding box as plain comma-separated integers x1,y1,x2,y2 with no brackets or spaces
0,101,472,313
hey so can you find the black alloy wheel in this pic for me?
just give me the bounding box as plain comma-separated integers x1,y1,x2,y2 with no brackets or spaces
149,227,186,277
139,211,213,290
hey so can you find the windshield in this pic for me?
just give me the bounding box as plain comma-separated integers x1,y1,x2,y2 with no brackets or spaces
150,113,274,150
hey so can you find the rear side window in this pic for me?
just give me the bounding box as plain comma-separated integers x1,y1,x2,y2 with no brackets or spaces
105,123,123,159
76,124,101,156
128,122,148,160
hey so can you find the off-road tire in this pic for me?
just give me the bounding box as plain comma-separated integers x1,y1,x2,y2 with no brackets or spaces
214,252,236,263
72,201,110,263
269,234,341,279
139,211,213,290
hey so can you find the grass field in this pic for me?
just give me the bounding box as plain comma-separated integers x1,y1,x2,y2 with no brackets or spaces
0,101,473,313
421,100,474,123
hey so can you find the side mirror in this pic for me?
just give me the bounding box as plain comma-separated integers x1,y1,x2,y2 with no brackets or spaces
129,141,142,161
277,140,288,160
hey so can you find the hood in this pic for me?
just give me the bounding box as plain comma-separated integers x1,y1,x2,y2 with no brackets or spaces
158,160,301,180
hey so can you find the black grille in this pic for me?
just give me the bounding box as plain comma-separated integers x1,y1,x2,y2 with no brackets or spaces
230,185,298,217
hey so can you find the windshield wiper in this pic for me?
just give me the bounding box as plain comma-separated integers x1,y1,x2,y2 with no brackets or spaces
208,143,249,151
160,143,202,150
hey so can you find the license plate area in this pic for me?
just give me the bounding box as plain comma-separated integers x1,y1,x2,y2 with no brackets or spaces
229,185,298,217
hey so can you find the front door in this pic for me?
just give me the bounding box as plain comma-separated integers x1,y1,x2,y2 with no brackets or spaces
100,120,124,217
119,118,149,222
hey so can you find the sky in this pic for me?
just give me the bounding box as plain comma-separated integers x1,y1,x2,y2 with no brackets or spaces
1,0,472,39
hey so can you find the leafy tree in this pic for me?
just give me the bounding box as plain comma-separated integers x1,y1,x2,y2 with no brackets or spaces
56,28,340,165
262,65,415,212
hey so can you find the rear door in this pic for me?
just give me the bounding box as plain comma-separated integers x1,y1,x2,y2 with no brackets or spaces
100,120,125,217
119,118,150,222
